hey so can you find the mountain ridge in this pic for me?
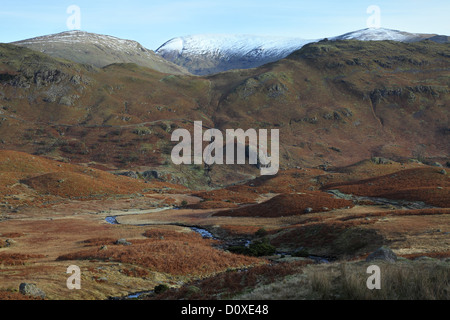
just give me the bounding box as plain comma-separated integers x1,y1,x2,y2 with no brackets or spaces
157,28,449,75
9,28,448,76
156,34,314,76
12,30,190,75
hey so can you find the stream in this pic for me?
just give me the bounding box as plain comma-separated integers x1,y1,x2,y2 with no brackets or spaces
104,206,331,300
104,208,252,300
105,212,218,240
104,209,220,300
105,190,433,299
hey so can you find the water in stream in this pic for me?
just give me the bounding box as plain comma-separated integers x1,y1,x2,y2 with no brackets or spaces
105,214,217,241
105,216,118,225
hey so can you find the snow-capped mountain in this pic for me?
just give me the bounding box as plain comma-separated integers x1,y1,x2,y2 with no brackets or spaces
156,28,448,75
12,31,189,75
331,28,436,42
156,34,315,76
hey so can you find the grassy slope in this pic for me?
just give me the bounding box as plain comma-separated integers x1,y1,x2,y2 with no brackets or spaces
1,40,449,186
0,150,183,207
210,40,450,168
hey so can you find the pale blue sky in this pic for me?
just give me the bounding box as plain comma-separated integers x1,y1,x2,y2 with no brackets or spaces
1,0,449,50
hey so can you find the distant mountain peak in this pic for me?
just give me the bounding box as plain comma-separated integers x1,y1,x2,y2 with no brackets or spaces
156,34,315,75
331,28,436,42
156,33,310,53
16,30,136,45
12,31,189,75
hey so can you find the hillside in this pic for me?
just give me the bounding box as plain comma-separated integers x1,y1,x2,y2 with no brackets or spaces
207,39,450,170
0,40,449,188
0,150,184,208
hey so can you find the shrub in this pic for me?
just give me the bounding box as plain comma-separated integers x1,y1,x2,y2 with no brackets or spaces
132,127,152,136
229,239,276,257
255,228,268,237
154,284,169,295
292,248,310,258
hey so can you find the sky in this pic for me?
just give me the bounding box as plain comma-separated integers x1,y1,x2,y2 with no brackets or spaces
1,0,449,50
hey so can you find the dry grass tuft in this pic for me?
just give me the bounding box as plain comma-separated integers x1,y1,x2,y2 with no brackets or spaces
270,220,383,257
0,290,44,300
150,260,313,300
57,230,262,277
237,260,450,300
308,261,450,300
0,253,46,266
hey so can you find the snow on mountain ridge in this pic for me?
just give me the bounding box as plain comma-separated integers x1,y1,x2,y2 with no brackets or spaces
155,28,447,75
331,28,431,42
15,31,146,52
155,34,316,74
156,34,314,58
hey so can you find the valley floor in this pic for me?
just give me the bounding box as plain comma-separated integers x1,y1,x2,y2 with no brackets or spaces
0,154,449,300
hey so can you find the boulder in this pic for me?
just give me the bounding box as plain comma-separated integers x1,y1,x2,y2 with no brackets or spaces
366,246,397,263
142,170,160,180
5,239,15,247
19,283,46,299
116,171,138,179
431,162,443,168
371,157,392,165
115,239,132,246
